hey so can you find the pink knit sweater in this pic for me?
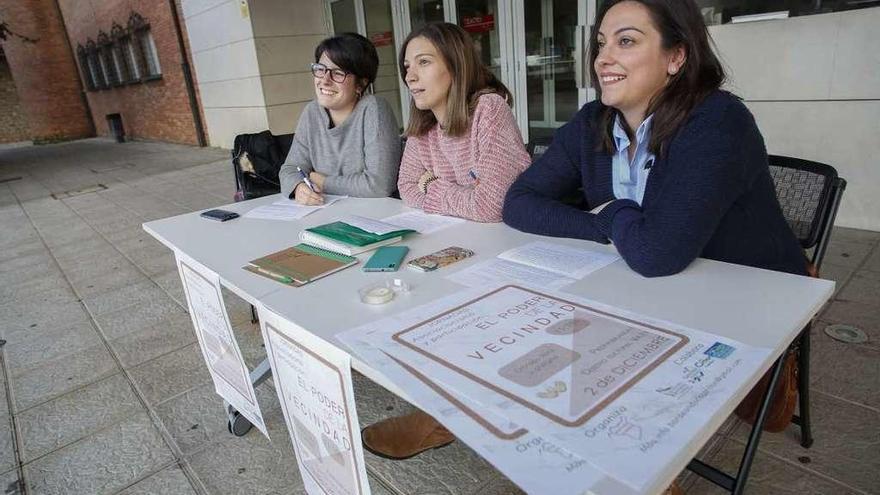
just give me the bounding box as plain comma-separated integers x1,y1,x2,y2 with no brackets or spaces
398,93,531,222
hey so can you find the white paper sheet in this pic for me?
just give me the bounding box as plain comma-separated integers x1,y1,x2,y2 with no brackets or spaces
259,304,371,495
340,215,407,235
176,253,267,437
381,210,465,234
244,195,346,221
498,241,619,279
344,284,771,494
445,258,576,290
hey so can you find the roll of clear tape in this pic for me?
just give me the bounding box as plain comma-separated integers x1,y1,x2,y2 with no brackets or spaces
362,286,394,305
359,279,410,305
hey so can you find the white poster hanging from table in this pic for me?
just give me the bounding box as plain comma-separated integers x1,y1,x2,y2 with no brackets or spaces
258,303,371,495
176,253,268,437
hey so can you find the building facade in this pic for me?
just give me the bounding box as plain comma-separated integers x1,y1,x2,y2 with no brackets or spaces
0,0,93,144
0,0,205,145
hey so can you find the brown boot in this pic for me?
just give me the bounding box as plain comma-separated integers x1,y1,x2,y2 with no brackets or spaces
361,410,456,460
663,481,683,495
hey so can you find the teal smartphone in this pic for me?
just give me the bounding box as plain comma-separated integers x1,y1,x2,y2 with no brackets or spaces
363,246,409,272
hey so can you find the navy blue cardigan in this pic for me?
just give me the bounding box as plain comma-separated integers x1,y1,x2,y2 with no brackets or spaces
503,91,807,277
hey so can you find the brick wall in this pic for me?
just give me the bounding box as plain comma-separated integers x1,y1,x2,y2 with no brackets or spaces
57,0,202,145
0,52,31,143
0,0,93,143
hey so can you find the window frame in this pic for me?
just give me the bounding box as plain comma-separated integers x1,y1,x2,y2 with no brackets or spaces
127,12,162,82
85,39,108,90
76,44,96,91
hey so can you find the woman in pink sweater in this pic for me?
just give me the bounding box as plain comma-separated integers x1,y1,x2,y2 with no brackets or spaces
396,23,531,222
360,23,530,461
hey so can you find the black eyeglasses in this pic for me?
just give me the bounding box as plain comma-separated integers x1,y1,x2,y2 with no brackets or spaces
310,63,349,83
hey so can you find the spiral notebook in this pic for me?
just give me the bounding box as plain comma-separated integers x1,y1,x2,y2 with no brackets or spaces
244,243,357,285
300,220,415,256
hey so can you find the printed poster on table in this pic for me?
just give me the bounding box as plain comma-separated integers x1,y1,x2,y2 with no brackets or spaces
349,284,771,493
258,303,371,495
175,253,268,437
392,285,688,426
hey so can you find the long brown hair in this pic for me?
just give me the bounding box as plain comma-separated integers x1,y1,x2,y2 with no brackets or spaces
590,0,725,156
398,22,512,137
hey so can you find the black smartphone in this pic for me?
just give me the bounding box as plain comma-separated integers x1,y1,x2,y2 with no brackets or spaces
200,209,240,222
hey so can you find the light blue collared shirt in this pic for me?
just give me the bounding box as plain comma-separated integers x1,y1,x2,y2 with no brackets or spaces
612,114,655,205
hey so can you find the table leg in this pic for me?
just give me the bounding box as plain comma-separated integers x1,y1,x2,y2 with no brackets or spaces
686,354,787,494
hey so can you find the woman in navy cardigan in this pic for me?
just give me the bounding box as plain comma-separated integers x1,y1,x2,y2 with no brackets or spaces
503,0,807,278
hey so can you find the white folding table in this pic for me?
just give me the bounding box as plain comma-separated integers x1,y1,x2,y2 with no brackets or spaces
144,195,833,495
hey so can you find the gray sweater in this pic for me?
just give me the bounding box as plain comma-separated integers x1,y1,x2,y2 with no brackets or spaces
279,95,401,198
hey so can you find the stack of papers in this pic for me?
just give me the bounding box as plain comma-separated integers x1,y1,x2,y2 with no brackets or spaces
445,241,619,289
243,195,346,221
337,284,771,494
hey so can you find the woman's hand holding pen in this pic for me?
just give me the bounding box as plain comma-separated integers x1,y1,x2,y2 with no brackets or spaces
309,171,326,190
294,181,324,205
294,166,324,205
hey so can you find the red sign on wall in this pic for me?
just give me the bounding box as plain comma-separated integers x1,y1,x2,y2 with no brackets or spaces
461,14,495,33
370,31,393,47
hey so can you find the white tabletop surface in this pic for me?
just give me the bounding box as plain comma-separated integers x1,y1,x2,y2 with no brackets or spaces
144,194,834,494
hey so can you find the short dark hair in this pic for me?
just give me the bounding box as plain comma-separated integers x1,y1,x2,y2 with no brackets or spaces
315,33,379,91
590,0,726,157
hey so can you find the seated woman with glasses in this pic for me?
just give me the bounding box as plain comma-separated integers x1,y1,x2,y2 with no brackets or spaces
503,0,807,279
279,33,401,204
395,23,531,222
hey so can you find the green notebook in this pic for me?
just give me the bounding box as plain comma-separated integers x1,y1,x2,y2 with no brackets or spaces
301,221,415,255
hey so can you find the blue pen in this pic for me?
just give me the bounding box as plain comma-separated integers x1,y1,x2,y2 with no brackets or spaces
296,166,317,192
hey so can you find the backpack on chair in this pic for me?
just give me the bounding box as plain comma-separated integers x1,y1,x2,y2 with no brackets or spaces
232,131,294,201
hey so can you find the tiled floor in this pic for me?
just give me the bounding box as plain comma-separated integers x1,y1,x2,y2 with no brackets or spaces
0,138,877,494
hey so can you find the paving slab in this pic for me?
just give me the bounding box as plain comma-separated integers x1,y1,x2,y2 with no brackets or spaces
81,279,170,317
94,296,186,341
731,391,879,494
23,412,174,495
186,409,304,495
154,378,280,456
10,344,118,412
129,343,212,406
116,465,197,495
152,272,187,307
0,272,70,306
819,300,880,352
823,239,876,269
810,326,880,410
0,300,91,338
686,436,863,495
3,322,103,376
67,265,153,298
109,313,197,368
16,373,143,463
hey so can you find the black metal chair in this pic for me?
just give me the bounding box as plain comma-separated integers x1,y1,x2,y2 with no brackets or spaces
767,154,847,448
687,156,846,494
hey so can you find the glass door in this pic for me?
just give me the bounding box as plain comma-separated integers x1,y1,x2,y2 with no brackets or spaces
513,0,593,144
455,0,503,81
364,0,404,127
326,0,404,128
408,0,446,31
